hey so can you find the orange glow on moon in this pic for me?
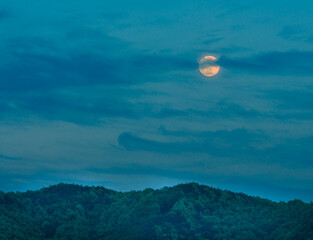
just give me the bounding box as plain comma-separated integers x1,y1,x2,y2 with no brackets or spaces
199,55,220,77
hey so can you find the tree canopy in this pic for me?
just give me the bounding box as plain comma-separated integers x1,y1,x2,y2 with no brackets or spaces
0,183,312,240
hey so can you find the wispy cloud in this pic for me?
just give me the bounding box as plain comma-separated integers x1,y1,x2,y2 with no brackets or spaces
201,37,224,45
265,90,313,110
219,51,313,76
118,128,265,157
0,91,141,125
118,127,313,167
0,154,21,161
278,25,313,42
0,36,195,93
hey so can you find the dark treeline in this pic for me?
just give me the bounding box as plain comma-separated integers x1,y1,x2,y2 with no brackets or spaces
0,183,312,240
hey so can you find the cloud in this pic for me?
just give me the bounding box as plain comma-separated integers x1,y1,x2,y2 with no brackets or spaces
0,34,198,125
118,127,313,167
154,108,188,118
278,26,304,41
265,90,313,110
278,25,313,42
201,37,224,45
210,101,262,118
0,154,21,161
64,28,128,50
154,97,313,121
0,36,196,93
0,9,9,19
118,128,265,157
101,12,127,21
263,136,313,166
219,51,313,76
0,51,122,92
0,92,140,125
0,90,205,125
307,35,313,43
1,86,311,125
128,54,196,73
258,90,313,120
149,101,263,120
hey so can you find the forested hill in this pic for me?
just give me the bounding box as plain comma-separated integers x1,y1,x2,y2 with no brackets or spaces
0,183,312,240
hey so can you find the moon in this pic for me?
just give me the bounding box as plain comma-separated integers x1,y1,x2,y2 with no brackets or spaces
199,56,220,77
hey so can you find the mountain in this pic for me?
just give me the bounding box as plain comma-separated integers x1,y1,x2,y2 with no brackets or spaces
0,183,312,240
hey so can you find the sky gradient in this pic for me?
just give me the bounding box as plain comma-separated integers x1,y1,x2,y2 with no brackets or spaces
0,0,313,202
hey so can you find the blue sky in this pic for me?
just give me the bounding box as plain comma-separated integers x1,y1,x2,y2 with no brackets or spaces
0,0,313,201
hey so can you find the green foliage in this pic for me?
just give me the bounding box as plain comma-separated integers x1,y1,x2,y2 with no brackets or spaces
0,183,312,240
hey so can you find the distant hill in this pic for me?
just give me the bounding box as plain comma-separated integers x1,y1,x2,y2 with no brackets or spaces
0,183,312,240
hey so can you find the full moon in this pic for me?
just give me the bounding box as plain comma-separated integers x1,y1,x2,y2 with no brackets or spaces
199,56,220,77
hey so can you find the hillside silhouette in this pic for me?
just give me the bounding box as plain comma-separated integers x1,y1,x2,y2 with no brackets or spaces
0,183,312,239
